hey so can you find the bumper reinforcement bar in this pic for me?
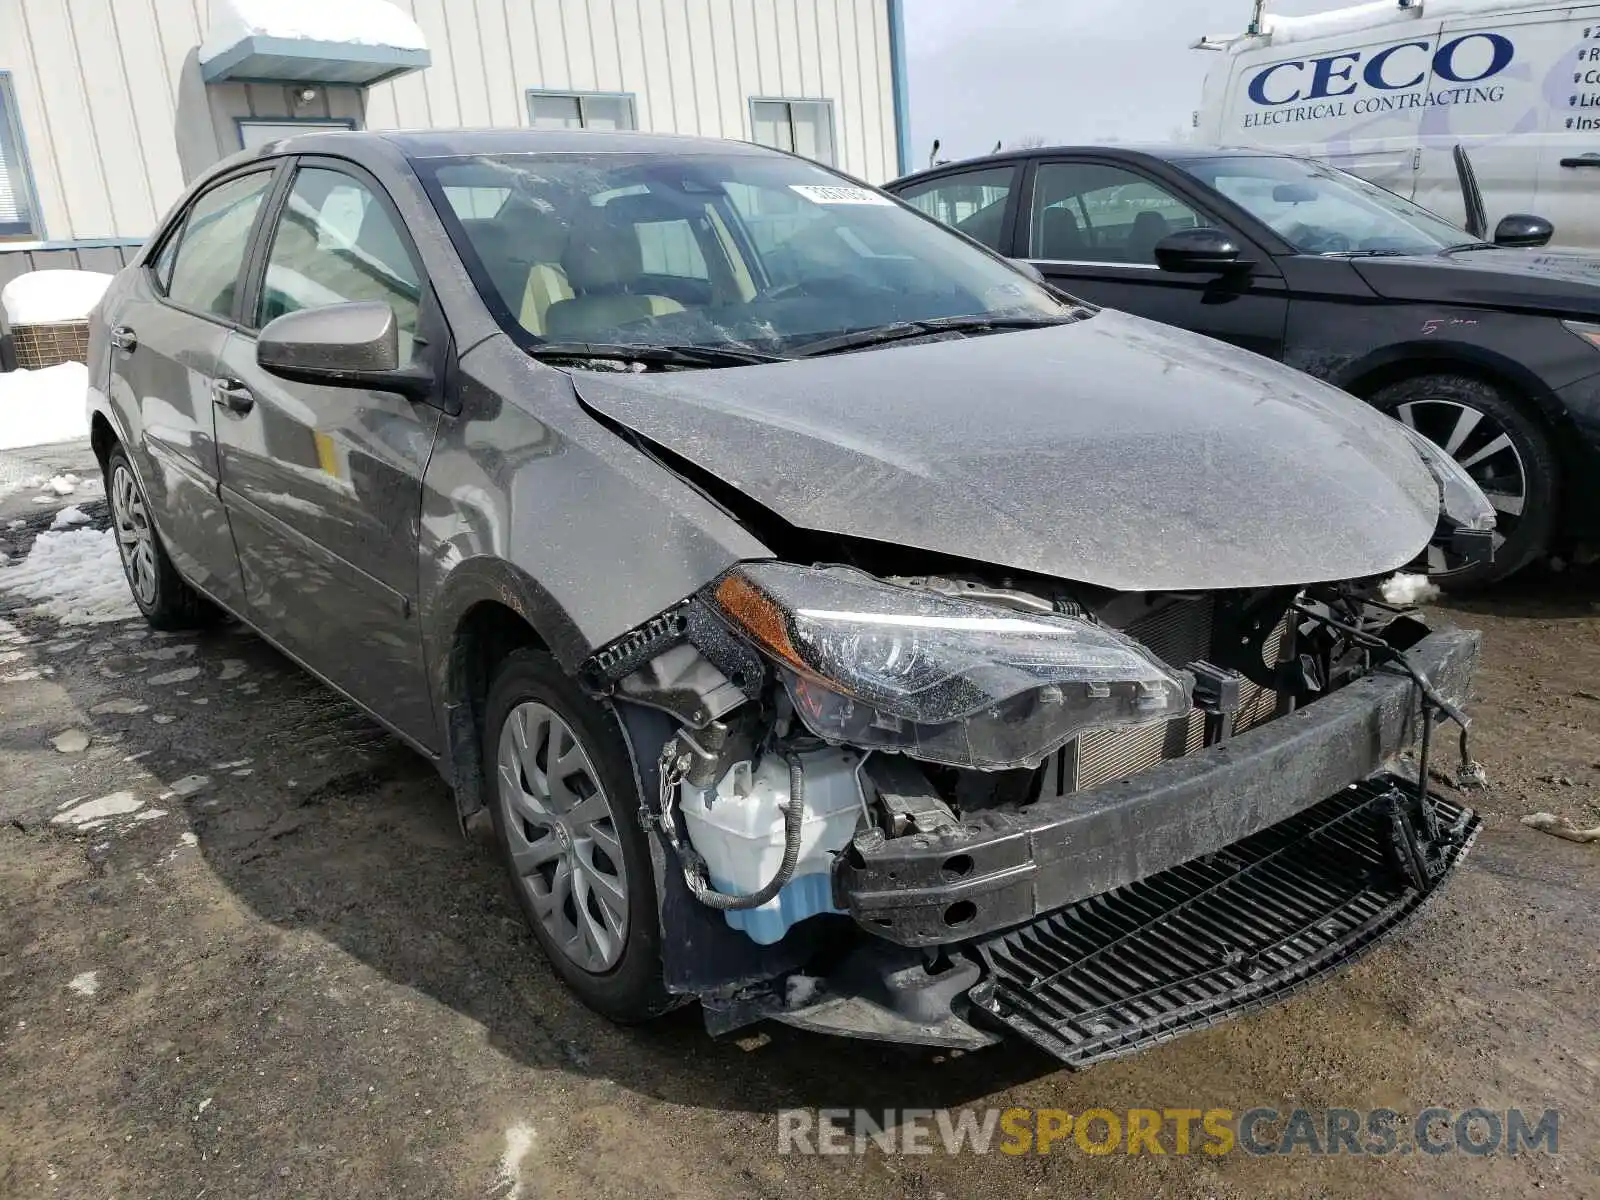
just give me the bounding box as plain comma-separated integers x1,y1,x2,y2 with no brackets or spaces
966,778,1480,1068
835,628,1479,946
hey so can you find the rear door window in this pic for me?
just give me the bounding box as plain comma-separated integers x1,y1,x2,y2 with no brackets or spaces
164,171,276,320
895,166,1019,252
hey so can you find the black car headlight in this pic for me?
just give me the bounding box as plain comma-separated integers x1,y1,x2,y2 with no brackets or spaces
713,564,1192,771
1393,421,1496,533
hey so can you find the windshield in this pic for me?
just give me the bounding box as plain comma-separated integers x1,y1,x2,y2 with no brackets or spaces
419,151,1073,356
1180,155,1476,256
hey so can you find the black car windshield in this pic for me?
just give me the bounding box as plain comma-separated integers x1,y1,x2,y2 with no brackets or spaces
1181,155,1476,256
419,151,1073,356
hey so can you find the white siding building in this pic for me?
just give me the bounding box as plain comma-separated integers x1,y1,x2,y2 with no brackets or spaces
0,0,909,280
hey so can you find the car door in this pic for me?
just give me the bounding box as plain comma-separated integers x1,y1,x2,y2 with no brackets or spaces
1018,158,1289,359
211,158,445,747
106,166,281,612
894,163,1022,255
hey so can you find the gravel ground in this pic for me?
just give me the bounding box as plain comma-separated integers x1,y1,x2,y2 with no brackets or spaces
0,506,1596,1199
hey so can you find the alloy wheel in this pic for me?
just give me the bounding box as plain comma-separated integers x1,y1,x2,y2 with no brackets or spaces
1394,398,1526,576
110,463,159,607
496,701,629,973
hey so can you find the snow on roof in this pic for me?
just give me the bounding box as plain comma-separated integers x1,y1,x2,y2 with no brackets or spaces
198,0,428,65
1211,0,1559,50
0,271,112,326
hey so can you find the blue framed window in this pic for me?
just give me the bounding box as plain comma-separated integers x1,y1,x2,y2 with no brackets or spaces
526,90,637,131
0,73,40,241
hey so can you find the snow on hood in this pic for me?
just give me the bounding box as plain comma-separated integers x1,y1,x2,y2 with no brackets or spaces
571,310,1441,593
199,0,427,63
1,271,112,326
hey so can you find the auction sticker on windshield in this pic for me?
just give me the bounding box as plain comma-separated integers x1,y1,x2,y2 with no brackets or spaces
790,184,895,205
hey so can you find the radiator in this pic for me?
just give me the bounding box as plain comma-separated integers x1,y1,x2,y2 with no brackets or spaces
1053,598,1288,794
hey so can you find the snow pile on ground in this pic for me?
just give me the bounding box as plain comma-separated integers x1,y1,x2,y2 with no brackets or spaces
0,270,112,325
0,362,90,450
50,504,92,529
199,0,427,62
0,527,138,625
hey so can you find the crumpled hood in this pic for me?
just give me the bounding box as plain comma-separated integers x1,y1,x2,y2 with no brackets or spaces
572,310,1439,592
1352,247,1600,317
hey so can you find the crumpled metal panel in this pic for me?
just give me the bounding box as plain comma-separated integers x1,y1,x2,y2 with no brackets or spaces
572,310,1439,592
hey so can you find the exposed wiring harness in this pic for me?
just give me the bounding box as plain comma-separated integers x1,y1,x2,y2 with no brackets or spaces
655,740,807,911
1291,600,1486,806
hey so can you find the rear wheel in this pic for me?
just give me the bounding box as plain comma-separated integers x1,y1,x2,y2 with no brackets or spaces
1369,374,1557,587
104,446,212,630
483,648,673,1023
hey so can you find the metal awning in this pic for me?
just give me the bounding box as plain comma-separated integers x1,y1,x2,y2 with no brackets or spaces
200,37,429,86
198,0,431,87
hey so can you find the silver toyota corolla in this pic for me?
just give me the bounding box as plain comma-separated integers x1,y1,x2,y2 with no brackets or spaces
88,128,1493,1066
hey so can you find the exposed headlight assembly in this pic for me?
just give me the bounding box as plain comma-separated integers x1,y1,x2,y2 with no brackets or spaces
713,564,1192,771
1392,421,1496,533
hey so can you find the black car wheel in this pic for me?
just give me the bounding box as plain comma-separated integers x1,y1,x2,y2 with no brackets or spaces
482,648,674,1023
1369,375,1558,587
104,446,213,630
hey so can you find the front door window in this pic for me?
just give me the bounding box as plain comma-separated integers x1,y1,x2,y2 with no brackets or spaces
1029,163,1202,265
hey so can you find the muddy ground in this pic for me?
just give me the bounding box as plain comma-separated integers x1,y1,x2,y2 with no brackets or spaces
0,506,1596,1199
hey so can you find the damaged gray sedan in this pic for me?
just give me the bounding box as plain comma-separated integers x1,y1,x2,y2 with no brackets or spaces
88,130,1496,1066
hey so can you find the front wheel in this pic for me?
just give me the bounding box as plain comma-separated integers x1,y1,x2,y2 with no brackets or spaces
1369,374,1558,587
483,649,674,1023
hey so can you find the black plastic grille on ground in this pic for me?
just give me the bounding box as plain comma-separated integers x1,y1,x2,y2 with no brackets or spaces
968,780,1480,1068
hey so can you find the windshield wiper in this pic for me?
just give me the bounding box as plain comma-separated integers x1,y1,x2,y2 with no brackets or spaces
791,314,1077,359
532,341,791,369
1440,242,1502,256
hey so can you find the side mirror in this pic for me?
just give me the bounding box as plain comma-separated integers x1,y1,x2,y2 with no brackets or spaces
257,302,433,398
1009,258,1047,283
1154,228,1247,274
1493,214,1554,248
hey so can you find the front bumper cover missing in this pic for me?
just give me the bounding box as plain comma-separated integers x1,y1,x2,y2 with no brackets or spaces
834,628,1480,947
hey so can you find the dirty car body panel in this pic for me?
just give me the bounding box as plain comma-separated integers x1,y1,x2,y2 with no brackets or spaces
86,130,1486,1067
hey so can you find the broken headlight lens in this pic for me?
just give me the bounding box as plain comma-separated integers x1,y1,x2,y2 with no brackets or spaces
714,564,1192,771
1392,421,1497,533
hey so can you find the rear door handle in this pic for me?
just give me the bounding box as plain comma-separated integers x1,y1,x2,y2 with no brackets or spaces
210,377,255,415
1559,156,1600,168
110,325,138,352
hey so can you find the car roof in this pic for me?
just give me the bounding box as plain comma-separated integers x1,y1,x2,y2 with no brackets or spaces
230,126,782,164
890,142,1293,185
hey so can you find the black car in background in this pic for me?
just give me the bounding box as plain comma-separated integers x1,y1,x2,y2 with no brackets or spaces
888,145,1600,585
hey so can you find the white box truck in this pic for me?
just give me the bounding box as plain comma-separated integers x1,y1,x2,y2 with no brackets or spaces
1195,1,1600,248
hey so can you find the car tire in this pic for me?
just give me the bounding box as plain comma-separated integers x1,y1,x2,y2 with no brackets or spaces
104,446,213,630
482,648,674,1024
1368,374,1558,588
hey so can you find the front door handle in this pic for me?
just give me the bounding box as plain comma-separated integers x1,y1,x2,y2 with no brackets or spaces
1559,155,1600,168
210,377,255,415
110,325,138,352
